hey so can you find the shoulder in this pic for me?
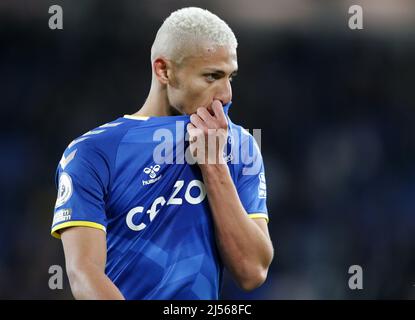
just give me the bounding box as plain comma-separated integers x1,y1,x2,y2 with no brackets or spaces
227,118,264,178
228,119,262,158
57,117,137,175
62,117,134,158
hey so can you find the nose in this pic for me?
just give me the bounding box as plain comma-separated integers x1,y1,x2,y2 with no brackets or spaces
215,79,232,105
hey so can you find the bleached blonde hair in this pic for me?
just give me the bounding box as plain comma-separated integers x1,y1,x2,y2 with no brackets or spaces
151,7,238,65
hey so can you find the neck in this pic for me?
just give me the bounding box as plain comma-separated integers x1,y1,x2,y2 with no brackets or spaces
131,81,182,117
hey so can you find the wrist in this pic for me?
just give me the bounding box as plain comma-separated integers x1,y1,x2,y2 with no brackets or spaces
199,163,230,179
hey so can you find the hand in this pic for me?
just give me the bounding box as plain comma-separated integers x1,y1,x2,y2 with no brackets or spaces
187,100,228,165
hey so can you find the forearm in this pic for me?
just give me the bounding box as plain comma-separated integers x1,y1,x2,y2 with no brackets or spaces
200,164,274,290
67,262,125,300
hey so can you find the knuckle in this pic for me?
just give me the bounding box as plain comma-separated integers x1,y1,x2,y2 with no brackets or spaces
196,107,205,115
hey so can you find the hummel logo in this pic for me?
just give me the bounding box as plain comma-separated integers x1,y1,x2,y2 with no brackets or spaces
142,165,162,186
143,165,160,179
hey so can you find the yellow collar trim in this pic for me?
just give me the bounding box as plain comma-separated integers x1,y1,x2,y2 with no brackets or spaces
123,114,150,120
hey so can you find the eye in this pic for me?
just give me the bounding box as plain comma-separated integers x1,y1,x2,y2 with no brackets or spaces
229,72,237,82
204,72,237,83
204,74,218,82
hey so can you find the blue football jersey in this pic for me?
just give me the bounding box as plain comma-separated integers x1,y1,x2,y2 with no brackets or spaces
51,103,268,300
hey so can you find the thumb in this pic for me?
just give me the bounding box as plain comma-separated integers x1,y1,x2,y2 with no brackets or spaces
212,100,225,119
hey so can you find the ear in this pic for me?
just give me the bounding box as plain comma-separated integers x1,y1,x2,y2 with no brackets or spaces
153,58,170,85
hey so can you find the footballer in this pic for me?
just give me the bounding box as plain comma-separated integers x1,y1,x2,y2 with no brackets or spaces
51,7,274,299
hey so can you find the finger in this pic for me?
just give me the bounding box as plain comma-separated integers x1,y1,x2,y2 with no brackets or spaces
212,100,227,125
190,114,207,130
188,123,206,144
187,122,196,131
197,107,216,128
186,123,197,142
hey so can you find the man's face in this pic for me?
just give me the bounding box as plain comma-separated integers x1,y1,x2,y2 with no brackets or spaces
166,44,238,115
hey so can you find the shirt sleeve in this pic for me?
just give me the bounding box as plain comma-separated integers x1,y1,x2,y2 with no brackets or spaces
51,141,110,239
235,129,269,222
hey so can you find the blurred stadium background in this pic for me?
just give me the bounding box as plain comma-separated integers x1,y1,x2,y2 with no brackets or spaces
0,0,414,299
